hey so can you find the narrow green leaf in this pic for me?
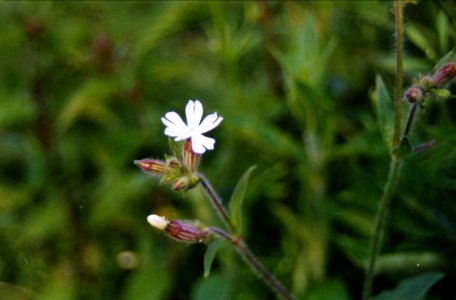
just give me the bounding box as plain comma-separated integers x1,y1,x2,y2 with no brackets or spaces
203,238,227,278
228,165,256,234
371,75,394,149
405,24,436,61
373,271,444,300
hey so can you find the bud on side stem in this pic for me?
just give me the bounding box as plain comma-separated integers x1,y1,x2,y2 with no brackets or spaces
147,214,210,243
134,159,170,175
405,86,422,103
431,61,456,87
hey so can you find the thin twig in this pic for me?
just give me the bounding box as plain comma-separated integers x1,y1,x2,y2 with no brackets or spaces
403,102,418,138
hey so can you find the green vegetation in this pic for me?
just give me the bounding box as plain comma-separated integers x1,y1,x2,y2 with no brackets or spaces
1,1,456,299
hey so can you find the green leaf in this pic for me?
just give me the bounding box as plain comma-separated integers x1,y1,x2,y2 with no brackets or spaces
371,75,394,149
203,238,227,278
372,271,444,300
192,272,233,300
405,23,436,61
228,165,256,234
307,280,350,300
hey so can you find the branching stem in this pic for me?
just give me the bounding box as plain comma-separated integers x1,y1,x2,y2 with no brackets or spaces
199,175,295,300
363,2,412,299
210,227,296,300
198,174,235,232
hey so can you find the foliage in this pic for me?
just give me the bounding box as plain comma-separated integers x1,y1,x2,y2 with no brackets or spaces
1,1,455,299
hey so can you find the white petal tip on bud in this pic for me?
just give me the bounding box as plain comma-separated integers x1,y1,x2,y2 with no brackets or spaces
147,214,169,230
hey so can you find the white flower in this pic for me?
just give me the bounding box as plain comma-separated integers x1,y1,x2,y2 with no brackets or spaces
161,100,223,154
147,214,169,230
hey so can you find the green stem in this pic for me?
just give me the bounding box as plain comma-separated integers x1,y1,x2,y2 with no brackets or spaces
200,175,295,300
362,159,401,300
393,0,404,147
362,98,420,300
363,2,407,299
210,227,296,300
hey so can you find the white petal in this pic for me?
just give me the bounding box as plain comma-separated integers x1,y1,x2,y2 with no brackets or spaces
190,135,207,154
186,100,203,130
147,214,168,230
164,126,191,139
161,112,191,138
192,134,215,154
161,112,186,128
198,113,223,134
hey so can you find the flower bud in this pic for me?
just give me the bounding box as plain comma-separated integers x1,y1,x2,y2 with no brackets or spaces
405,86,422,103
433,88,452,101
171,175,200,191
134,159,170,175
431,61,456,87
165,220,209,243
147,214,169,230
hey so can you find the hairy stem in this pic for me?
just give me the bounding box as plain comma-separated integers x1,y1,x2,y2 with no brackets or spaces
211,227,296,300
362,159,401,300
199,175,295,299
198,174,235,232
363,2,407,299
393,0,404,147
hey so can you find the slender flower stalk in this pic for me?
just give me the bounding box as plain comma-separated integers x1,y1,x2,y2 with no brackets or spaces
210,227,296,300
198,173,235,232
198,174,295,299
403,103,418,139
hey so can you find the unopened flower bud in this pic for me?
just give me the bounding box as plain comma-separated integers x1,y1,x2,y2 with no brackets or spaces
172,175,200,191
434,88,452,101
405,86,422,103
418,76,432,90
431,61,456,87
147,214,169,230
165,220,209,243
134,159,170,175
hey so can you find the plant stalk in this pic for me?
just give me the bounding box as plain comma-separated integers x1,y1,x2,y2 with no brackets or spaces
211,227,296,300
363,2,409,299
198,174,235,232
393,0,404,147
200,175,295,300
403,102,418,138
362,159,401,300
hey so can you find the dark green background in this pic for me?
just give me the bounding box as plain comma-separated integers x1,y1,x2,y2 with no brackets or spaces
1,1,455,299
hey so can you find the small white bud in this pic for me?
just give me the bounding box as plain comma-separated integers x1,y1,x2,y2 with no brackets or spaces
147,214,169,230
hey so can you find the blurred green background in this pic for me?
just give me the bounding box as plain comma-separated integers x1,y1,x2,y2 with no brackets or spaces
1,1,456,299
